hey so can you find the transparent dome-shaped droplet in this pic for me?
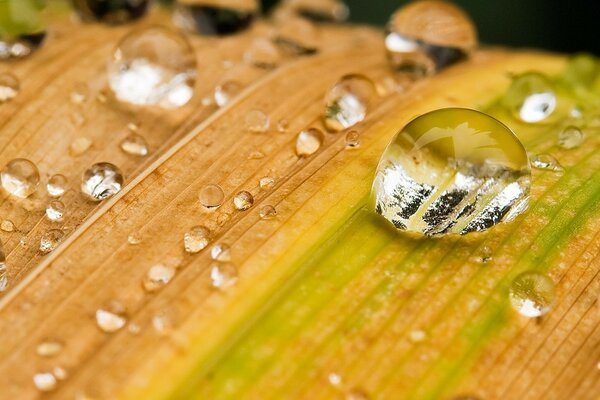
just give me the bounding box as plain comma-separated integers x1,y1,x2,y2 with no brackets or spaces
385,1,477,76
108,26,197,109
244,37,281,69
47,174,68,197
259,204,277,220
214,80,243,107
36,340,64,357
142,263,176,292
33,372,57,392
127,232,142,245
259,176,275,190
503,73,557,123
248,150,265,160
70,137,93,156
345,130,360,148
246,110,270,133
372,108,531,236
277,119,289,133
184,225,211,253
199,184,225,209
120,133,149,156
210,243,231,262
210,262,238,289
324,74,375,132
328,372,342,387
81,162,124,201
217,212,231,226
531,154,564,173
558,126,584,149
272,16,319,56
282,0,349,22
1,219,15,232
1,158,40,198
70,82,89,104
0,72,20,103
39,229,64,254
509,271,555,318
72,0,150,24
152,313,172,335
408,329,427,343
53,367,67,381
233,191,254,211
95,309,127,332
173,0,258,36
296,128,324,156
46,200,65,222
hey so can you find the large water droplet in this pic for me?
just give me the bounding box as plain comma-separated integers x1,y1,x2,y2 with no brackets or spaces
0,72,20,102
46,200,66,222
173,0,258,36
108,26,197,109
39,229,64,254
183,225,211,253
142,263,176,292
47,174,68,197
33,372,57,392
1,158,40,198
81,162,124,201
296,128,324,156
95,308,127,332
199,184,225,210
372,108,531,236
214,80,243,107
324,74,375,132
558,126,584,149
509,271,555,318
210,262,238,289
73,0,150,24
503,73,557,123
385,1,477,76
233,191,254,211
0,219,14,232
244,37,281,69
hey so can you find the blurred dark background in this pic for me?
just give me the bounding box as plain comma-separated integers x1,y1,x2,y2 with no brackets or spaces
263,0,600,55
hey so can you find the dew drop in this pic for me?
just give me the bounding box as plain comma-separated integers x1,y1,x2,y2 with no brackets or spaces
558,126,584,149
183,225,211,254
246,110,270,133
244,37,281,69
46,200,66,222
96,309,127,332
173,1,258,36
408,329,427,343
120,133,149,156
324,74,375,132
282,0,349,22
214,80,243,107
345,130,360,148
199,184,225,210
36,340,64,357
509,271,555,318
259,176,275,191
142,263,176,292
73,0,150,24
0,32,46,61
1,219,15,232
81,162,124,201
127,232,142,245
503,73,557,123
217,212,232,226
33,372,57,392
108,26,197,109
531,154,564,173
259,205,277,220
70,82,89,104
372,108,531,236
53,367,67,380
1,158,40,198
296,128,324,156
345,388,370,400
210,262,238,289
0,72,20,103
210,243,231,262
328,372,342,387
152,313,172,335
272,16,319,56
233,191,254,211
248,150,265,160
47,174,68,197
277,119,289,133
70,137,93,156
39,229,64,254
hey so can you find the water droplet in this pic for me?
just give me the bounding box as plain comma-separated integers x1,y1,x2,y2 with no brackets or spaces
127,232,142,245
244,37,281,69
47,174,68,197
199,184,225,210
259,176,275,190
174,1,258,36
233,191,254,211
96,89,108,103
503,73,557,123
558,126,584,149
96,309,127,332
217,212,232,226
248,150,265,160
246,110,270,133
36,340,64,357
372,108,531,236
214,80,243,107
531,154,564,173
277,119,289,133
120,133,149,156
385,1,477,76
183,225,211,253
509,271,555,318
0,261,7,292
345,388,370,400
39,229,64,254
53,367,67,380
0,72,20,102
108,26,197,109
272,16,319,56
210,243,231,262
70,137,93,156
33,372,57,392
46,200,66,222
296,128,324,156
408,329,427,343
210,262,238,289
142,263,176,292
324,74,375,132
70,82,89,104
128,322,141,334
283,0,349,22
328,372,342,386
1,219,15,232
1,158,40,198
81,162,124,201
259,205,277,220
73,0,150,24
345,130,360,148
152,313,172,335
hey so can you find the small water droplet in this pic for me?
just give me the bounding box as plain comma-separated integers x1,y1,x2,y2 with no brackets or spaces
199,184,225,210
96,89,108,103
173,2,257,36
272,17,319,56
372,108,531,236
259,176,275,190
345,130,360,148
277,119,289,133
214,80,243,107
36,340,64,357
259,205,277,220
127,232,142,245
108,27,197,109
345,388,370,400
244,37,281,69
1,158,40,198
217,212,232,226
246,110,270,133
296,128,324,156
210,243,232,262
0,72,20,102
33,372,57,392
39,229,64,254
47,174,68,197
233,191,254,211
558,126,584,149
324,74,375,132
509,271,555,318
248,150,265,160
96,308,127,332
152,313,172,335
183,225,211,254
128,322,141,334
408,329,427,343
531,154,564,173
210,262,238,289
53,366,67,380
120,133,149,156
70,82,89,104
328,372,342,386
73,0,149,24
503,73,557,123
1,219,15,232
70,137,93,156
46,200,66,222
283,0,349,22
142,263,176,292
81,162,124,201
